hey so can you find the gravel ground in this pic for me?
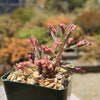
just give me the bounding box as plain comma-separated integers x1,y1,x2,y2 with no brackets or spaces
71,73,100,100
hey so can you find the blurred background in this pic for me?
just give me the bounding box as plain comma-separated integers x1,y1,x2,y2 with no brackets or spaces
0,0,100,100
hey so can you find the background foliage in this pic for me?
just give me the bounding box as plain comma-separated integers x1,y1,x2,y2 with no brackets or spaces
74,12,100,35
0,38,30,65
0,0,100,66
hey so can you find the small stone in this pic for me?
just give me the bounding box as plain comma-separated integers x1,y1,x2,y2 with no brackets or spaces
15,69,23,75
53,84,57,89
23,68,33,75
55,83,60,88
46,82,55,88
10,74,16,81
7,73,12,80
55,74,63,79
39,79,45,86
44,81,50,86
59,84,64,89
58,80,62,84
27,78,35,84
46,78,54,82
28,74,34,79
17,76,24,81
60,67,67,73
54,78,58,83
33,71,39,78
13,79,17,82
21,79,27,83
17,74,24,77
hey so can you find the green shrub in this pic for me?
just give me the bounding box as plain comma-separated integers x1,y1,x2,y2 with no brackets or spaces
10,8,35,24
45,0,86,12
67,0,86,10
74,12,100,35
24,16,46,28
45,0,68,12
0,17,22,37
16,26,52,45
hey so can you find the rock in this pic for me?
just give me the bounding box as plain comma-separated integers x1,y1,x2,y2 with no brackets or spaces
23,68,33,75
58,80,64,84
21,79,27,83
39,79,45,86
55,83,60,88
28,74,34,79
54,78,58,83
46,82,55,88
27,78,35,84
17,76,24,81
10,74,17,81
14,69,23,75
59,84,64,89
7,73,12,80
46,78,54,82
33,71,39,78
55,74,63,79
53,85,57,89
44,81,50,86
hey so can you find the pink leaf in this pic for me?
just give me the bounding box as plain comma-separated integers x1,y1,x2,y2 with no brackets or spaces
52,38,62,50
41,45,54,55
58,23,67,33
77,39,91,47
15,62,31,69
67,37,73,45
48,24,56,35
69,24,77,32
28,35,38,50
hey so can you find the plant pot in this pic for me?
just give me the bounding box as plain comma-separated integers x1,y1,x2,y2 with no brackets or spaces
1,69,72,100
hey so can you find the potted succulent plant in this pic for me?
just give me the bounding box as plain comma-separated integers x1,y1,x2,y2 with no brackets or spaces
1,24,91,100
